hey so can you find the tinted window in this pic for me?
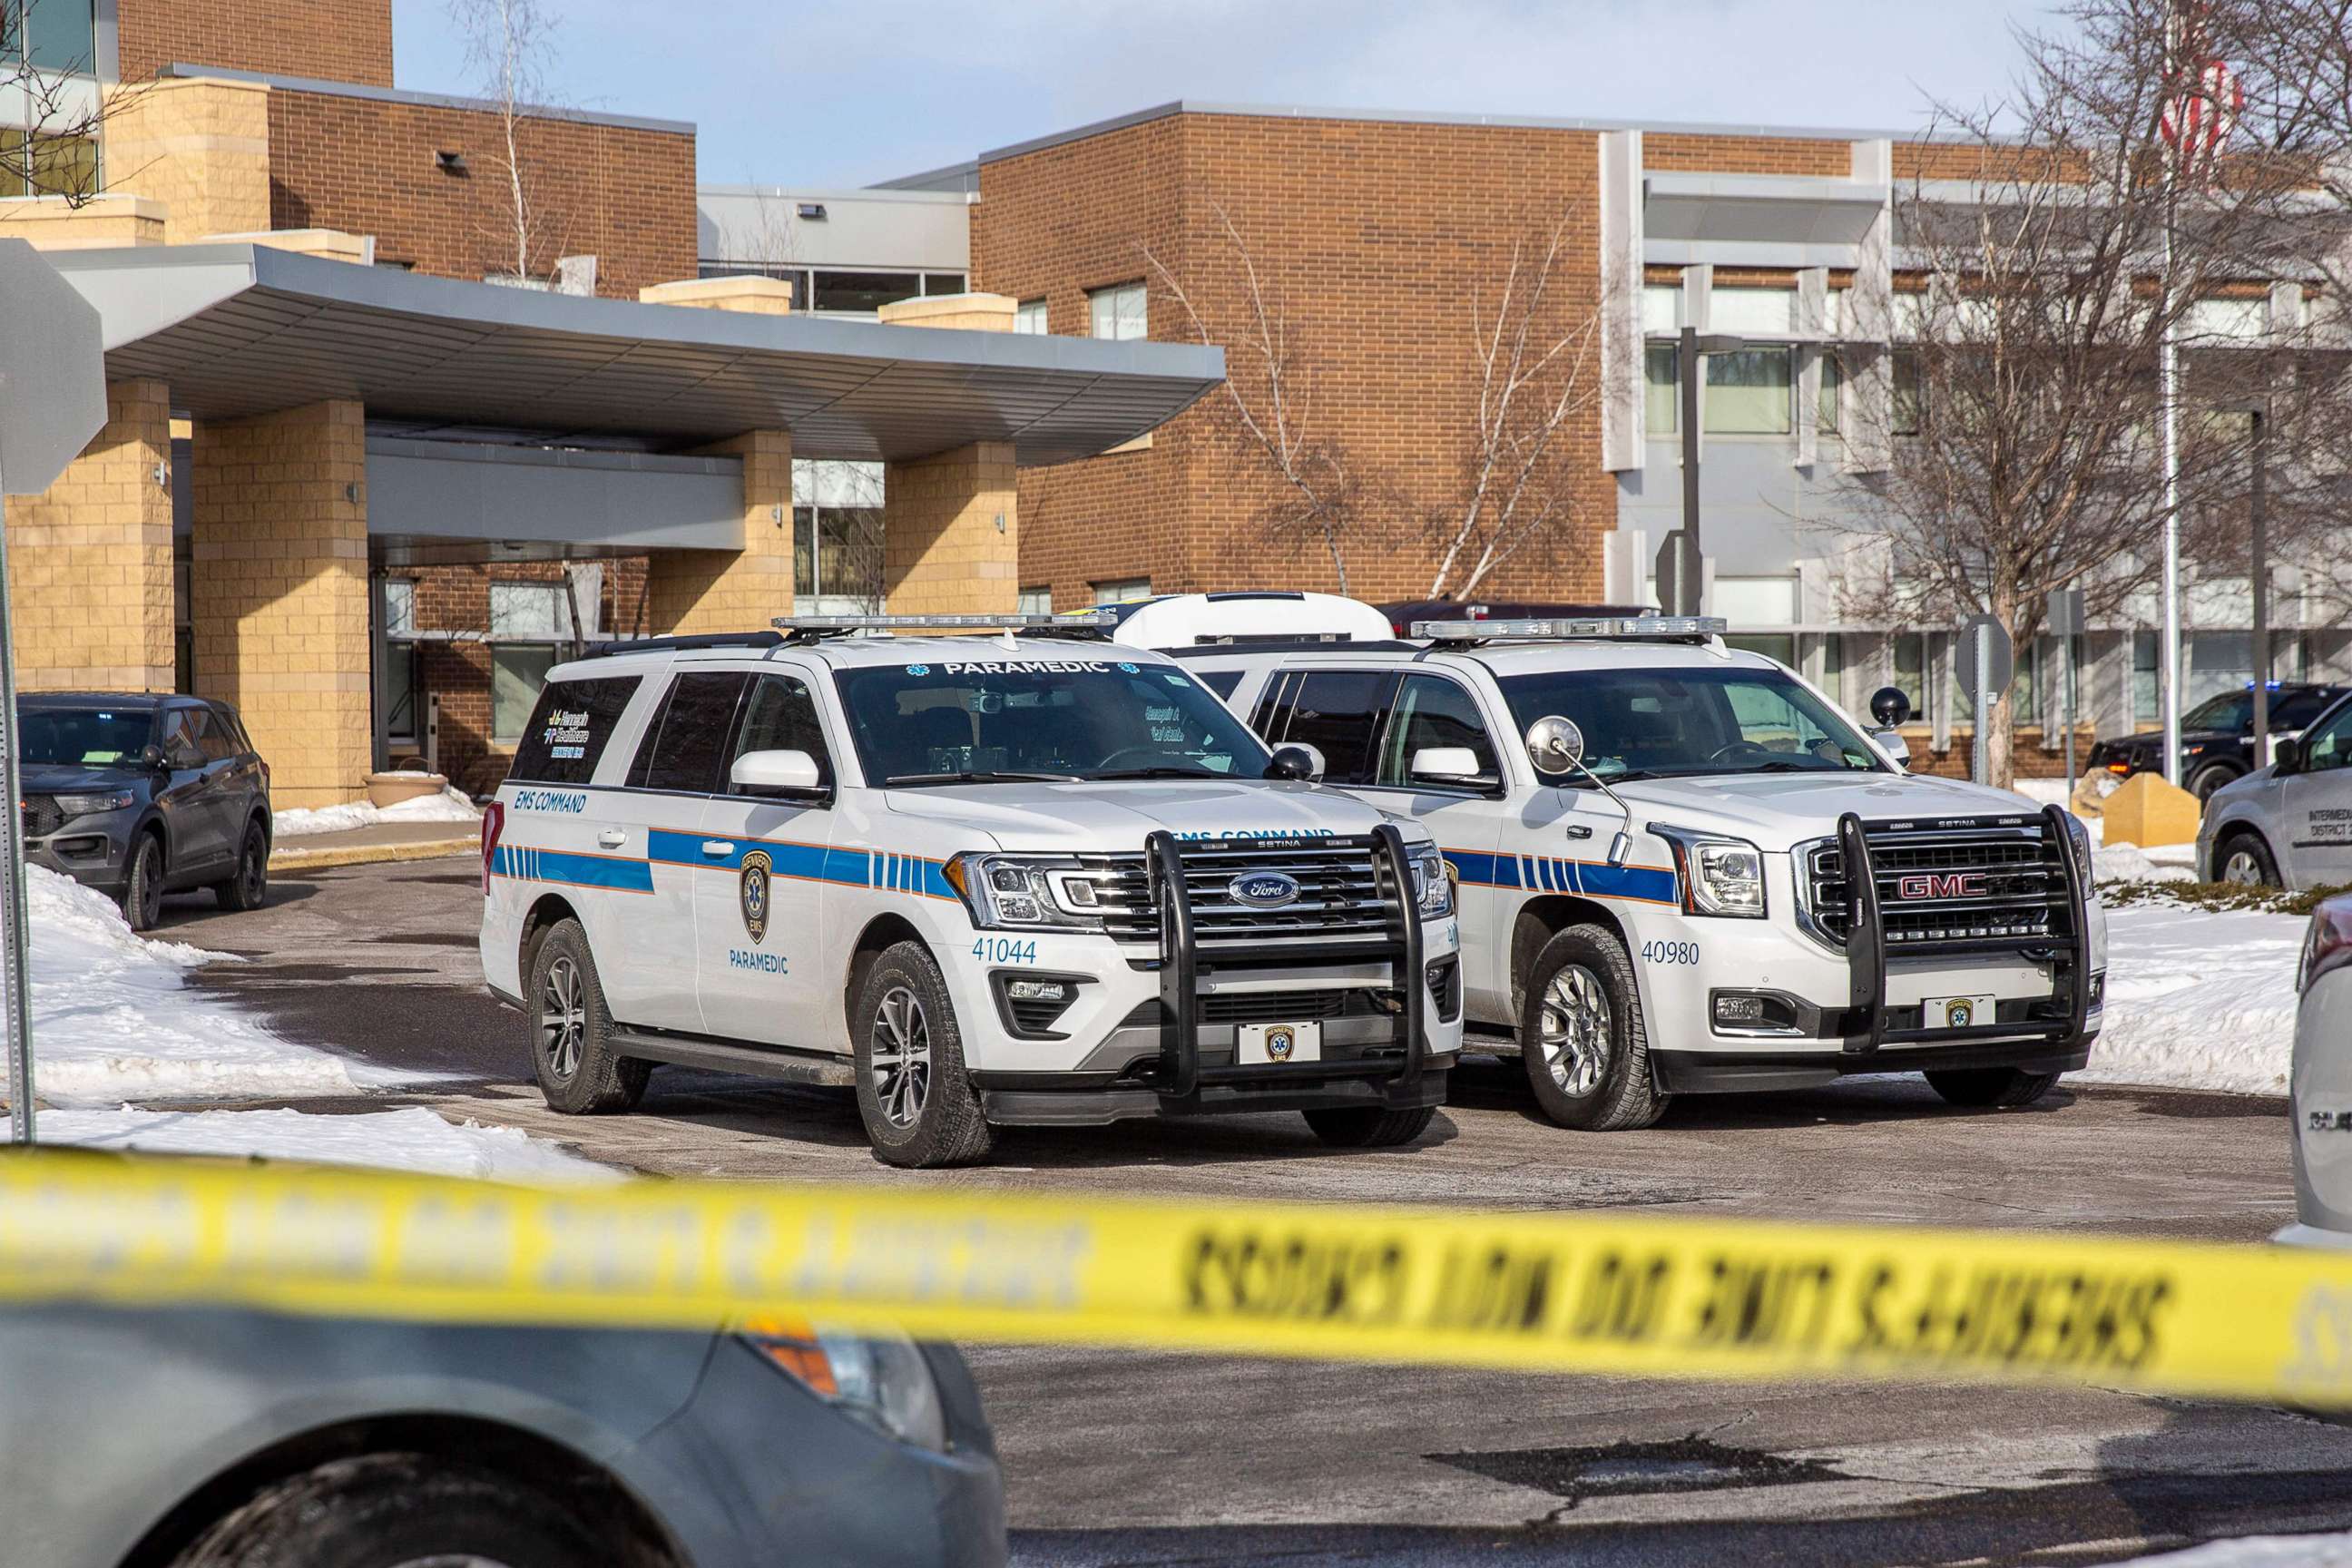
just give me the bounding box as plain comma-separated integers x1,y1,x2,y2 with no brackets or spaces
157,708,203,765
2306,704,2352,773
628,672,748,793
509,674,642,786
2274,691,2339,730
1377,675,1500,789
1196,670,1244,700
727,674,832,792
1270,670,1396,786
209,704,256,757
18,705,154,766
192,710,240,763
1494,666,1882,782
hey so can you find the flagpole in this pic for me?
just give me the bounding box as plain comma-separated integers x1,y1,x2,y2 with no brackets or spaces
2160,1,2186,789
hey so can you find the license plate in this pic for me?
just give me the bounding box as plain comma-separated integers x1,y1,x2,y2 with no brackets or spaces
1238,1020,1322,1064
1922,995,1998,1030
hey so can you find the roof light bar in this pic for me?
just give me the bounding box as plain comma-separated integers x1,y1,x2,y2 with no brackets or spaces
771,612,1117,632
1409,615,1728,642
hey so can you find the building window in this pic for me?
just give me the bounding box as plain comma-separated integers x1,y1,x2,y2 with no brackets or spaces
1092,577,1150,605
1014,298,1049,335
491,647,558,744
1892,350,1925,436
1017,585,1053,614
1088,281,1148,341
699,262,804,306
922,272,968,296
6,0,95,73
810,270,923,313
1644,345,1679,435
1641,284,1680,335
792,460,885,609
1704,348,1793,435
1724,633,1798,667
1710,286,1798,336
0,130,95,200
1715,576,1798,627
1818,351,1845,433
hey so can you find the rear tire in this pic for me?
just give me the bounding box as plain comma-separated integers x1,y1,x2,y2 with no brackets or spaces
2215,830,2280,888
1519,925,1666,1131
122,831,164,932
854,939,994,1168
1303,1103,1436,1148
211,818,270,911
167,1452,668,1568
528,918,651,1114
2190,763,2244,803
1925,1066,2062,1108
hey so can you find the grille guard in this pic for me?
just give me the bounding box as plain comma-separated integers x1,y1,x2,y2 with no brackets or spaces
1143,825,1428,1101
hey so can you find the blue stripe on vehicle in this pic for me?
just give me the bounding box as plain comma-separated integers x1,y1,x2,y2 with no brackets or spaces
1442,846,1680,907
491,845,653,894
644,829,950,899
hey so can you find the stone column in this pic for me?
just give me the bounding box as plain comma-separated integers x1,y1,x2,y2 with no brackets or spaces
2,379,175,691
190,400,371,808
644,428,795,634
876,293,1020,614
103,76,273,244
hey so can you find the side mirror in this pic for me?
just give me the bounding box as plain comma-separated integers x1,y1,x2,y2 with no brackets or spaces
1869,685,1914,728
139,743,168,770
1264,743,1324,782
1410,746,1482,783
2274,737,2303,775
1870,729,1912,769
730,749,824,797
1525,715,1585,778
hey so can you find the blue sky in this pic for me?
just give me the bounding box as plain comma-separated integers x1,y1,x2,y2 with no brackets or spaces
390,0,2058,189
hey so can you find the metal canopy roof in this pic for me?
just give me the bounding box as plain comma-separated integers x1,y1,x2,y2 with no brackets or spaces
48,245,1223,466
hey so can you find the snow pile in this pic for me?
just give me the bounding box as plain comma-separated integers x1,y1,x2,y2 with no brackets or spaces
34,1105,619,1183
7,866,361,1102
274,787,480,839
2079,902,2308,1095
2095,842,2198,885
2127,1534,2352,1564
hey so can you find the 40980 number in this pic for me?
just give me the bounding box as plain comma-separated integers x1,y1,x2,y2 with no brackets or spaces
1641,940,1700,966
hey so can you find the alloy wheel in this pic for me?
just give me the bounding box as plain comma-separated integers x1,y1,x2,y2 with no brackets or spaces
538,956,586,1079
2221,848,2267,887
871,985,934,1129
1539,964,1613,1098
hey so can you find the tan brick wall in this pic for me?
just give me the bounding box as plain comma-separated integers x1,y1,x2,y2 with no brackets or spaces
103,76,273,243
191,400,371,808
0,194,168,248
972,111,1616,609
266,89,697,298
645,430,794,635
876,293,1017,333
882,442,1019,614
640,276,794,316
117,0,395,87
2,379,174,691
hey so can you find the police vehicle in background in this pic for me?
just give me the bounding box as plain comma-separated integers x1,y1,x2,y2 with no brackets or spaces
1123,597,2105,1131
2198,689,2352,888
477,613,1460,1168
2088,681,2348,802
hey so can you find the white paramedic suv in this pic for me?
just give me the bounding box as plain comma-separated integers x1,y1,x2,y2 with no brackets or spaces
1114,595,2105,1131
477,613,1461,1167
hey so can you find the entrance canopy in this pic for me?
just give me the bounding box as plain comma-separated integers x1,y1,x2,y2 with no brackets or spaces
50,244,1222,465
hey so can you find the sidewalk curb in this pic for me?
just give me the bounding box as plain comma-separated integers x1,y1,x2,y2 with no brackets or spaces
270,838,478,873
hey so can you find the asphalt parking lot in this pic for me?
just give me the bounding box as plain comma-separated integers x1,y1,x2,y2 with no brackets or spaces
163,858,2345,1565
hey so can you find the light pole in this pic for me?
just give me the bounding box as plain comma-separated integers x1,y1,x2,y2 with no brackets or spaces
2217,397,2272,763
1664,327,1750,616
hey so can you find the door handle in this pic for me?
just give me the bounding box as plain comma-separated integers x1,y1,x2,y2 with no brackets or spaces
1564,824,1593,840
597,829,626,849
701,840,736,858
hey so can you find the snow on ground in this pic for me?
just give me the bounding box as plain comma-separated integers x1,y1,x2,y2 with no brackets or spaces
15,866,367,1103
2079,901,2308,1096
33,1105,619,1182
273,786,480,838
2127,1534,2352,1565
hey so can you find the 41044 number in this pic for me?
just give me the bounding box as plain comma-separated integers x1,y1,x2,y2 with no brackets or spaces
974,937,1038,965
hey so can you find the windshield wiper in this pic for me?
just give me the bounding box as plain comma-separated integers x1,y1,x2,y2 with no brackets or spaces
883,770,1078,787
1090,766,1220,780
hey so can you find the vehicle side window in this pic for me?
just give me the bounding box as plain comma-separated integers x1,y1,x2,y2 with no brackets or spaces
1249,671,1295,736
1277,671,1397,787
158,709,202,765
628,671,749,794
2306,706,2352,773
727,674,832,792
1377,675,1499,789
510,674,642,785
195,709,240,763
208,704,255,757
1195,669,1244,700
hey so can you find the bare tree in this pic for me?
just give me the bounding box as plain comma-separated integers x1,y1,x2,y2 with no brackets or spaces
1145,204,1371,593
0,0,134,207
1828,0,2347,788
447,0,566,285
1421,208,1609,602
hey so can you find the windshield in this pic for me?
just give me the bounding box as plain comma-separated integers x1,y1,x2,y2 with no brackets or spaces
2182,689,2337,732
1494,665,1886,781
19,706,155,768
833,657,1270,786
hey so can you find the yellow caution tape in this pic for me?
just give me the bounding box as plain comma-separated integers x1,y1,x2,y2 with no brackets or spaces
5,1148,2352,1406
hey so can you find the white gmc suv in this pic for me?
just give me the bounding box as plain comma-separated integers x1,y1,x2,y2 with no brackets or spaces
1115,596,2106,1131
477,614,1461,1167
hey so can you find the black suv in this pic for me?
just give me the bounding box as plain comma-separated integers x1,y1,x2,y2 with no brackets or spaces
18,692,272,929
2087,682,2350,800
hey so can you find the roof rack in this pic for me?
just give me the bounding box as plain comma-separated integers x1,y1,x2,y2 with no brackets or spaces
1410,615,1728,645
580,631,783,659
769,611,1117,643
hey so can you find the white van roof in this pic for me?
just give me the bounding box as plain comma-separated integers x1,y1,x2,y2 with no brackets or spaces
1102,592,1396,649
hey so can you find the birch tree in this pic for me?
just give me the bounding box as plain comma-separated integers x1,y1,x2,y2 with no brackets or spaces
448,0,565,285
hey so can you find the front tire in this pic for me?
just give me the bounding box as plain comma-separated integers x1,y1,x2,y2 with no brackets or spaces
1519,925,1666,1131
854,940,993,1168
528,919,651,1114
211,818,270,911
122,831,164,932
2216,830,2280,888
167,1452,668,1568
1303,1104,1436,1148
1925,1066,2062,1108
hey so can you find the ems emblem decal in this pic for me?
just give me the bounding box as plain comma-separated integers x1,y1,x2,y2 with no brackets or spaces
1265,1025,1298,1063
739,850,773,944
1942,997,1975,1028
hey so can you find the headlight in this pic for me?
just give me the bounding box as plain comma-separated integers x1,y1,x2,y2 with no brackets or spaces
740,1317,948,1451
2061,810,2094,884
54,790,135,818
1652,827,1766,918
942,851,1107,931
1407,846,1455,919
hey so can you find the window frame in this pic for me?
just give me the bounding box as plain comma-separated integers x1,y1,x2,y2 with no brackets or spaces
1087,279,1148,342
626,670,752,796
1258,667,1403,789
1372,672,1506,798
722,672,837,797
